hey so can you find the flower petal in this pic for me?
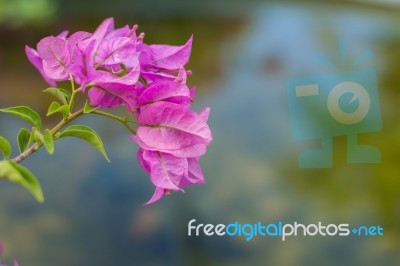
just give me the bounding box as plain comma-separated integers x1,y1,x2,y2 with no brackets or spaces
25,45,57,86
88,83,136,109
37,36,70,80
86,17,114,49
142,150,187,191
144,187,166,205
143,35,193,69
95,36,131,66
140,70,177,84
185,157,206,185
136,102,212,157
56,30,69,39
137,148,150,174
198,106,210,122
67,31,91,54
92,61,140,86
88,88,123,108
137,81,191,107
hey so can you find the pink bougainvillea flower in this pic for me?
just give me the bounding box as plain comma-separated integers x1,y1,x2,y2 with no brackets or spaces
136,67,195,108
136,80,192,108
139,35,192,69
138,36,193,84
78,17,141,77
25,17,212,204
25,30,72,86
26,30,91,85
95,25,141,69
75,18,142,108
137,148,206,204
133,101,212,158
84,61,140,109
87,83,137,110
25,45,57,86
134,102,211,204
36,36,71,80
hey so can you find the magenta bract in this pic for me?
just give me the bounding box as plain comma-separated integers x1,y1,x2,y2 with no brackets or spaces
25,17,212,204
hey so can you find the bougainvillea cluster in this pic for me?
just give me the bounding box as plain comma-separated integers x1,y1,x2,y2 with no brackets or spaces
25,18,212,204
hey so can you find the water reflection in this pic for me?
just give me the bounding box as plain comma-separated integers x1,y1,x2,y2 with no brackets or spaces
1,2,400,266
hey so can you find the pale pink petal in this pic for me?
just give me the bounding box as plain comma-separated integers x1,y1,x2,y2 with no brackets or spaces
87,84,136,109
137,148,150,174
88,17,114,49
95,36,131,66
133,136,207,158
67,31,91,54
79,17,114,62
136,81,191,106
93,61,140,86
140,70,176,84
145,35,193,69
37,36,70,80
25,45,57,86
56,30,69,39
184,157,206,185
142,150,186,191
175,67,188,83
198,106,210,122
88,88,123,108
136,102,212,157
144,187,166,205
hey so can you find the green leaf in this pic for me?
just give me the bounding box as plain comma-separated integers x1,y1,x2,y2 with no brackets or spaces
28,127,38,148
17,128,31,153
83,101,97,114
43,129,54,155
0,106,42,129
0,160,44,202
0,136,12,159
59,125,110,162
47,101,70,118
32,128,44,145
43,87,71,105
25,128,53,155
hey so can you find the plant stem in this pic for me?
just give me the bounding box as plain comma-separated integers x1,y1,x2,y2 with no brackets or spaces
12,108,84,164
91,109,137,134
11,79,137,164
91,109,125,123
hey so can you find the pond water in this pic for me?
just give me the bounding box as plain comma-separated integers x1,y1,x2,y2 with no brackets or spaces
1,1,400,266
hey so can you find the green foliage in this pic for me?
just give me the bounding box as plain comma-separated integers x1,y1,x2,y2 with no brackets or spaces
43,87,71,105
0,106,42,129
17,128,31,153
0,136,12,159
0,160,44,202
43,129,54,154
28,127,53,155
59,125,110,162
83,101,97,114
47,101,70,118
31,127,44,144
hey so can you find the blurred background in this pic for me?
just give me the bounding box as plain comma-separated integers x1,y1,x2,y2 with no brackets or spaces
1,0,400,265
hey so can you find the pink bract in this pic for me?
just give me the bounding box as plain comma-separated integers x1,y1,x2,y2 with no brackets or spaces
25,17,212,204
